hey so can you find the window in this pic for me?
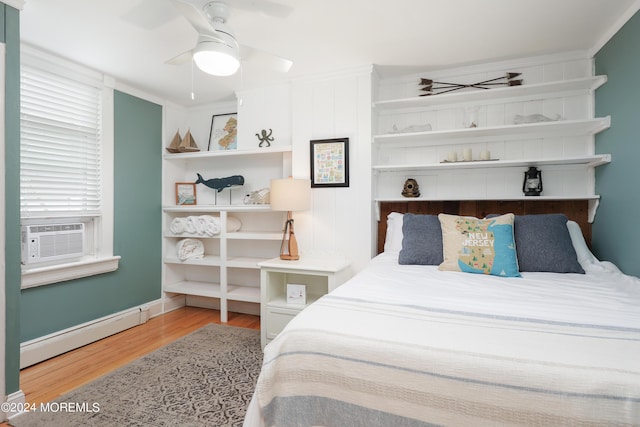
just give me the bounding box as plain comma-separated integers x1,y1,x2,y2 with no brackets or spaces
20,46,119,288
21,65,102,217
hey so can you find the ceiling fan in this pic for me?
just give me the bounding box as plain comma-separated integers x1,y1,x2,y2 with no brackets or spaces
168,0,293,77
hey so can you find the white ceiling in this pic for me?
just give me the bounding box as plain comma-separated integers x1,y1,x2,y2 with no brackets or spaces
19,0,639,107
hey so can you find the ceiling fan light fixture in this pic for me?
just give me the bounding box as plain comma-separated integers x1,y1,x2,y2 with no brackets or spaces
193,39,240,77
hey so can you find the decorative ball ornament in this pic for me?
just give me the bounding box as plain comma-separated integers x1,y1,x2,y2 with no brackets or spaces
402,178,420,198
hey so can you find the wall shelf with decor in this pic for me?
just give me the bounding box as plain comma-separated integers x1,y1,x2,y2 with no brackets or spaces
162,142,291,322
373,117,610,146
373,154,611,172
372,60,611,221
374,75,607,110
163,145,292,160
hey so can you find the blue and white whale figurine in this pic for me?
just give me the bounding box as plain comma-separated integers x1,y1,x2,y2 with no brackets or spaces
195,173,245,192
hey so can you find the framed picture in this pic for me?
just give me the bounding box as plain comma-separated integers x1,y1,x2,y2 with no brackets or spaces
310,138,350,187
208,113,238,151
175,182,197,205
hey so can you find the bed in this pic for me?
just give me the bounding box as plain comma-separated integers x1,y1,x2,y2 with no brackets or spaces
244,201,640,426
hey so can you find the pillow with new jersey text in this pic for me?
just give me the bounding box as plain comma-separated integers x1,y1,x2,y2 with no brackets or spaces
438,213,520,277
398,214,443,265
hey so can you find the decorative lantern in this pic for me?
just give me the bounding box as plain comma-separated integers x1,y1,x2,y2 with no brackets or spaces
402,178,420,197
522,167,543,196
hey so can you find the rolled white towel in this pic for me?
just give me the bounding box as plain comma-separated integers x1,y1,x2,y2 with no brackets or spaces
195,216,207,235
200,215,221,236
176,238,204,261
184,216,197,234
170,217,185,234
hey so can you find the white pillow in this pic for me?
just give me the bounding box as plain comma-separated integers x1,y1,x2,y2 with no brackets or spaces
567,220,598,266
383,212,404,252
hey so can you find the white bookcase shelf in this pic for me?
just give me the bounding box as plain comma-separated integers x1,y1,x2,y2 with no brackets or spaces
227,285,261,303
162,145,291,322
162,205,273,213
164,281,222,299
227,231,282,240
164,255,224,266
163,145,293,160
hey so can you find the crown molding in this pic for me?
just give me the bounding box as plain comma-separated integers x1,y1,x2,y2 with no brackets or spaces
591,0,640,56
3,0,25,11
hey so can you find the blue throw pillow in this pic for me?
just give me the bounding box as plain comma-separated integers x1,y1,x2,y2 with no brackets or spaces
514,214,585,273
398,214,443,265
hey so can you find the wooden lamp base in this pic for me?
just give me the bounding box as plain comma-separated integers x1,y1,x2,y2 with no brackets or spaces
280,211,300,260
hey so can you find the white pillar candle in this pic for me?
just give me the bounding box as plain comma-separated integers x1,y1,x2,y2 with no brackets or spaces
480,150,490,160
463,148,472,161
447,151,458,162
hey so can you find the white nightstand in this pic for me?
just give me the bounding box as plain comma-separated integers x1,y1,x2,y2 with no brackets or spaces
258,256,351,349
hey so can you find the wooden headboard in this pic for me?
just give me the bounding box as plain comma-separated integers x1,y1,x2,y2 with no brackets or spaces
377,200,591,254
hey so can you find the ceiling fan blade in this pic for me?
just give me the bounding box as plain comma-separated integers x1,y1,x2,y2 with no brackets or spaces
172,0,219,35
241,44,292,73
166,49,194,65
228,0,293,18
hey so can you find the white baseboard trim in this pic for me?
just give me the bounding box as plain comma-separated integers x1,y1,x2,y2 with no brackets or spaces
20,298,174,369
5,389,25,420
161,294,186,314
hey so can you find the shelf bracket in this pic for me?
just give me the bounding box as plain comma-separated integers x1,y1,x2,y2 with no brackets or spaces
588,199,600,223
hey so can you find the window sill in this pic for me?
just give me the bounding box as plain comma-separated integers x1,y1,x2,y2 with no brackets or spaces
21,256,121,289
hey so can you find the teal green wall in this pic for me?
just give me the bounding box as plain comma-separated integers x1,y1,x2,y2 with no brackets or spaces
594,10,640,278
3,3,22,395
19,92,162,339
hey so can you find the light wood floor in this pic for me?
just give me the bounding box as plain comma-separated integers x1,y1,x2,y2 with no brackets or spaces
19,306,259,406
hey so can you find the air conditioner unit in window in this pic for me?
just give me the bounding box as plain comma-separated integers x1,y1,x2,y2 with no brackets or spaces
21,223,85,265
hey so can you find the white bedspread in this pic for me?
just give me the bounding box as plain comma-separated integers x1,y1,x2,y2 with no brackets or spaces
248,253,640,426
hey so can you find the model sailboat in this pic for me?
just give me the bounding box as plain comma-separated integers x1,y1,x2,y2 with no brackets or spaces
166,130,200,153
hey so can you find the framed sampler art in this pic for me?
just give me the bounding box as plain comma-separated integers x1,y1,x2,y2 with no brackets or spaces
310,138,349,188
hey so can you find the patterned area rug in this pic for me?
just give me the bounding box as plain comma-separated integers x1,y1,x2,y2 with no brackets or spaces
11,323,263,427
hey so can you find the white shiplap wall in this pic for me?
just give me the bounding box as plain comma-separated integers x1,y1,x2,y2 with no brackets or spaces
290,67,374,273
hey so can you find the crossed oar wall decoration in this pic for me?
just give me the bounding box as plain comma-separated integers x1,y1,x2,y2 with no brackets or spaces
420,72,523,96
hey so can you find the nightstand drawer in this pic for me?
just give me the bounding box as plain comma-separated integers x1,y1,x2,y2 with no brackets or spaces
265,306,300,340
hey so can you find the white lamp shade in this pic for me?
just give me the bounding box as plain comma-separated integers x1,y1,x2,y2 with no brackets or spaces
270,178,311,211
193,40,240,77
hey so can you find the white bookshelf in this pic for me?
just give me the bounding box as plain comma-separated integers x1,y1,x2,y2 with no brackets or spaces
162,147,291,322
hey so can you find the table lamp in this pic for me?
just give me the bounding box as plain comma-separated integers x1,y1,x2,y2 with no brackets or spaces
270,178,311,260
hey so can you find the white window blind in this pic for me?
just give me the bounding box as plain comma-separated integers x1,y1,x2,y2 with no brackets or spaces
20,64,103,217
